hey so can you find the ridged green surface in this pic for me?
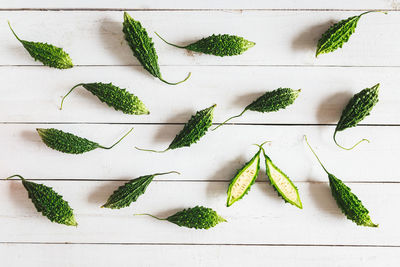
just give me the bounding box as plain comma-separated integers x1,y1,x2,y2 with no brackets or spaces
226,148,261,207
122,12,190,85
329,174,377,227
102,172,179,209
37,128,100,154
316,11,384,57
245,88,300,113
167,206,226,229
62,83,149,115
8,175,77,226
168,104,216,150
8,22,73,69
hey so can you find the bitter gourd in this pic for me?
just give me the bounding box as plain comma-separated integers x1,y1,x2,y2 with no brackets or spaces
6,175,77,226
102,171,180,209
122,12,191,85
305,137,378,227
37,127,133,154
135,206,226,229
136,104,216,152
8,21,73,69
334,83,379,150
155,32,255,57
226,143,264,207
213,88,300,130
316,11,386,57
261,147,302,209
60,83,149,115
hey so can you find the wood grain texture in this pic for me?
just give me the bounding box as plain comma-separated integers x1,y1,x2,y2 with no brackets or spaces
1,244,399,267
0,124,395,181
0,180,391,244
1,11,399,67
1,0,399,10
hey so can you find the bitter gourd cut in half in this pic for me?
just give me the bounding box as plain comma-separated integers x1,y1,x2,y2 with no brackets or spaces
316,11,386,57
135,206,226,229
226,143,266,207
8,22,73,69
60,83,149,115
305,136,378,227
37,127,133,154
102,171,180,209
6,175,77,226
334,83,379,150
136,104,216,153
155,32,255,57
213,88,300,130
123,12,191,85
261,147,302,209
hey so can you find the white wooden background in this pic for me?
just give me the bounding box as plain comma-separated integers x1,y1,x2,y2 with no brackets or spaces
1,1,400,266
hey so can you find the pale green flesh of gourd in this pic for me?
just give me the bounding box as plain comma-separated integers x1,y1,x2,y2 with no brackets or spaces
227,154,259,206
266,159,302,208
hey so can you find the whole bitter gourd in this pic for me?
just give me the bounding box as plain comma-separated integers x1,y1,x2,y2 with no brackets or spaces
136,104,216,152
305,137,378,227
37,127,133,154
316,11,386,57
8,21,73,69
123,12,190,85
102,171,180,209
6,175,77,226
334,83,379,150
155,32,255,56
136,206,226,229
60,83,149,115
214,88,300,130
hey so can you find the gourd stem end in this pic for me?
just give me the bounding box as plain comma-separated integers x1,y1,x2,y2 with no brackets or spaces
158,72,191,85
134,213,167,221
333,131,369,150
212,109,247,131
60,83,85,110
304,135,330,175
99,127,134,150
135,147,169,153
154,32,187,49
5,174,25,181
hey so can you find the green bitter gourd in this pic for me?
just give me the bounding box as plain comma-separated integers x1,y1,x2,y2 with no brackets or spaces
8,21,73,69
6,175,77,226
123,12,190,85
135,206,226,229
37,127,133,154
155,32,255,56
334,83,379,150
261,147,302,209
226,143,265,207
136,104,216,152
102,171,180,209
213,88,300,130
316,11,386,57
60,82,149,115
305,136,378,227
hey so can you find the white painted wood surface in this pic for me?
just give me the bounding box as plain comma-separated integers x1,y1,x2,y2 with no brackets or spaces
1,3,399,267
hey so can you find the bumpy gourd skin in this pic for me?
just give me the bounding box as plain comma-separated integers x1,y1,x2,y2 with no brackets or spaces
82,83,149,115
102,172,179,209
246,88,300,113
316,11,383,57
328,174,377,227
167,206,226,229
185,34,255,56
168,104,216,150
122,12,161,79
37,128,100,154
226,148,261,207
21,178,77,226
335,84,379,132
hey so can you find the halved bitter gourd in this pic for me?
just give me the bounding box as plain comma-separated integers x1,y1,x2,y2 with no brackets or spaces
261,147,302,209
226,144,263,207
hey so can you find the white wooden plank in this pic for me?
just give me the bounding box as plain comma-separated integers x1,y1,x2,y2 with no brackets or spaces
0,66,396,124
0,124,396,181
1,243,399,267
0,180,393,244
1,0,397,10
1,11,399,67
